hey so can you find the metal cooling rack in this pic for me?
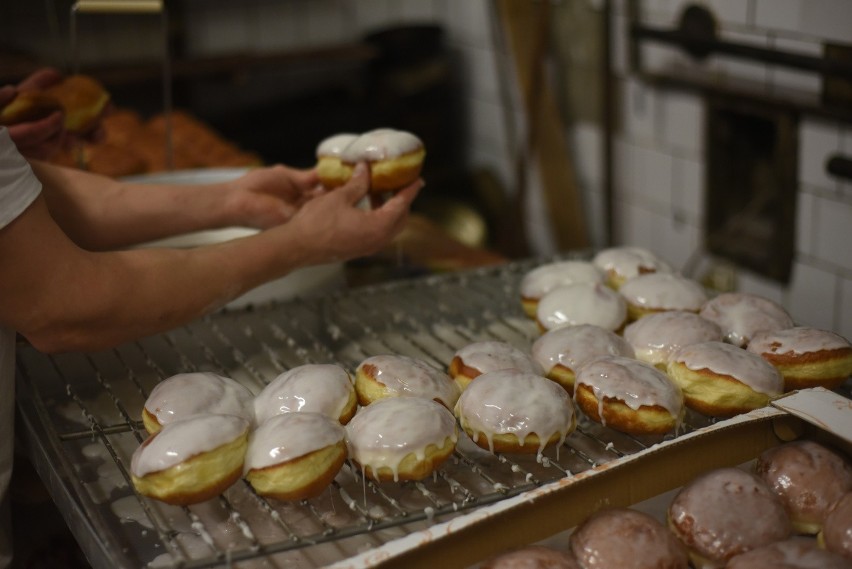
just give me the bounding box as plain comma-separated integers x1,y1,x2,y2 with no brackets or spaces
15,258,719,569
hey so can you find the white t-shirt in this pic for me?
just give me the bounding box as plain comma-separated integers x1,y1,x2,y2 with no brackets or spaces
0,127,43,568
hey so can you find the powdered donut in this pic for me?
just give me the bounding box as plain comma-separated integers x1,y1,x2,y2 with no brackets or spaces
448,340,542,392
624,311,723,370
667,341,784,416
726,537,849,569
519,260,605,318
755,440,852,535
355,354,460,409
130,414,250,505
667,467,792,567
254,364,357,425
574,355,684,435
345,396,458,482
536,282,627,333
454,369,576,456
619,273,708,321
480,545,580,569
747,327,852,391
569,508,688,569
244,412,346,501
699,292,794,347
142,372,255,434
592,246,672,290
531,324,635,394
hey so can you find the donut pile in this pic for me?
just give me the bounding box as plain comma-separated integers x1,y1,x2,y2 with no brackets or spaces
520,246,852,423
481,439,852,568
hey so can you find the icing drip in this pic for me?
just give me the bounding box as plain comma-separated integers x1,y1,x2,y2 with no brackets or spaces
454,369,575,456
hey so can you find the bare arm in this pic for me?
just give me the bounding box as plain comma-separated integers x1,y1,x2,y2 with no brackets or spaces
0,164,421,353
29,160,321,250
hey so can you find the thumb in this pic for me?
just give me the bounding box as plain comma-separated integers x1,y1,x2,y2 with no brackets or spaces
337,162,370,205
0,85,16,108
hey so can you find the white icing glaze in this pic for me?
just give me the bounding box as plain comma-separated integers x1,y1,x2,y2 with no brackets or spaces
624,311,723,366
671,341,783,396
244,412,345,472
592,246,672,279
699,292,794,347
536,283,627,332
130,414,249,477
339,128,422,163
531,324,634,375
453,341,542,376
747,326,851,357
822,492,852,558
357,354,460,408
345,397,457,482
316,133,358,158
727,538,849,569
575,355,683,417
144,372,255,427
454,369,575,455
668,468,792,563
254,364,353,425
620,273,708,311
520,260,604,299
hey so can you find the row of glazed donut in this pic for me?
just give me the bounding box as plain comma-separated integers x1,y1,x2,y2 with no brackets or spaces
481,439,852,569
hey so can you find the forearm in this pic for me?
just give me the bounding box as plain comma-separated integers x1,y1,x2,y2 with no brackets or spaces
2,198,308,352
30,160,235,250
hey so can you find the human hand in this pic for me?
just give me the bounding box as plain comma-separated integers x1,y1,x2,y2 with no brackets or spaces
285,162,423,265
1,68,66,160
224,164,323,228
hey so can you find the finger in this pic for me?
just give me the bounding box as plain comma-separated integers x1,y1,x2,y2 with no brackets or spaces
0,85,16,107
379,178,424,213
8,111,65,147
19,67,63,91
336,162,370,205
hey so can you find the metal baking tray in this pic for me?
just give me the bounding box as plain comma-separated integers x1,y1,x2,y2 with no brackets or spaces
15,258,727,569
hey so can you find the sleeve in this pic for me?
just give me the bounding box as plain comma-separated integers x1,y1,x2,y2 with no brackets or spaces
0,127,42,230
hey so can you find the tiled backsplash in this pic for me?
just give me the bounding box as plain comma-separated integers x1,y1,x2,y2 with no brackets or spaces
3,0,849,334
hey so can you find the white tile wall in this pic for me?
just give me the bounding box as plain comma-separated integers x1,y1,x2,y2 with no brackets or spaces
800,119,841,192
786,262,838,330
770,36,822,96
840,277,852,338
671,155,704,222
659,91,703,156
813,196,852,272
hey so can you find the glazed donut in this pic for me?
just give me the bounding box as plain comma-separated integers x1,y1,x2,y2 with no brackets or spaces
536,282,627,333
699,292,794,347
592,246,672,290
244,412,347,501
747,327,852,391
355,354,460,409
531,324,635,395
43,74,110,134
345,396,457,482
142,372,255,434
619,273,708,321
448,340,542,392
574,355,684,435
316,128,425,193
130,414,250,505
315,133,358,189
480,546,580,569
726,537,849,569
667,341,784,416
519,260,605,319
755,440,852,535
569,508,688,569
819,492,852,559
254,364,357,425
0,91,63,126
624,311,723,371
454,369,576,455
667,467,792,568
